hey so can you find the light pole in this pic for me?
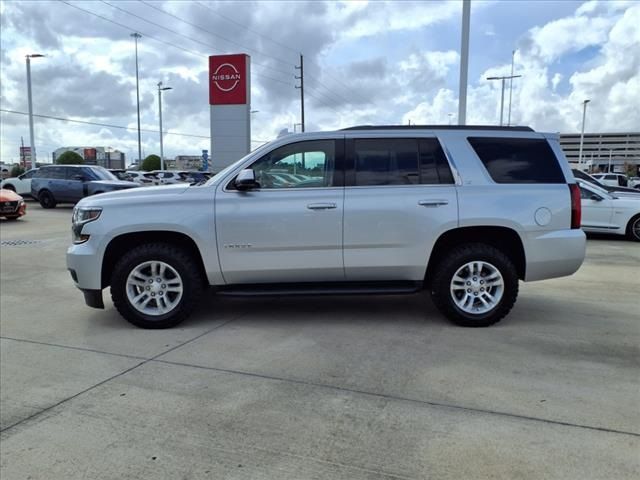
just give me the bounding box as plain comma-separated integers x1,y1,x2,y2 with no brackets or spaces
487,74,522,126
25,53,45,165
608,149,613,173
157,81,172,170
131,33,142,165
578,99,590,167
458,0,471,125
507,50,515,126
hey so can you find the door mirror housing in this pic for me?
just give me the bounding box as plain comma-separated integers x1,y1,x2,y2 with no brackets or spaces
235,169,259,190
72,174,85,181
590,194,603,201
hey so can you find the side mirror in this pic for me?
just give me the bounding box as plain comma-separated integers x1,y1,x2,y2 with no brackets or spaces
235,169,260,190
72,174,85,181
590,194,602,201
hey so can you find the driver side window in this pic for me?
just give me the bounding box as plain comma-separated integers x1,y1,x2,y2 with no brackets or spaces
250,140,335,189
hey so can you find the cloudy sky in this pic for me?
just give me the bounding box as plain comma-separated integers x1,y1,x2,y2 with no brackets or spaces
1,0,638,165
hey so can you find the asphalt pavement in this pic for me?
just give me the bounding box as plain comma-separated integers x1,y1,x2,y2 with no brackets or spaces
1,203,638,479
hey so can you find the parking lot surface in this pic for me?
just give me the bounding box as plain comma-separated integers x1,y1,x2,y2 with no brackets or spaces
1,204,639,479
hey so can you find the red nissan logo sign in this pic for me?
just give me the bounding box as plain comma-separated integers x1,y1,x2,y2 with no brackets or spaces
212,63,241,92
209,54,249,105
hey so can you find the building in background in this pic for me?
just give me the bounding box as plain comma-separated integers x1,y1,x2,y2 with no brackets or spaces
52,147,125,169
165,155,203,170
560,132,640,175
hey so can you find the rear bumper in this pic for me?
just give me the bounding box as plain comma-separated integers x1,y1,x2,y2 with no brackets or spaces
523,229,586,281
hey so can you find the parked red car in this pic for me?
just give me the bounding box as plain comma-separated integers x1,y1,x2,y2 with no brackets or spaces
0,188,27,220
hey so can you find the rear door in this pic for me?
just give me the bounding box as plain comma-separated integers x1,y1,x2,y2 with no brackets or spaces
343,136,458,281
44,167,68,200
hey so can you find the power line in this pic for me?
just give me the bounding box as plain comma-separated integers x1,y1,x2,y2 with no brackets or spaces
59,1,203,59
101,0,294,81
139,0,297,68
1,109,269,143
60,1,293,88
193,0,371,108
1,108,208,139
194,1,298,55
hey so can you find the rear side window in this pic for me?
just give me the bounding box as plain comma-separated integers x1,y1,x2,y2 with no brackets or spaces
353,138,454,186
36,167,66,179
468,137,564,184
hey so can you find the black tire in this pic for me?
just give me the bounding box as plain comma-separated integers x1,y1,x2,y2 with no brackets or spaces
430,243,519,327
626,215,640,242
38,190,57,209
3,184,15,192
111,243,205,329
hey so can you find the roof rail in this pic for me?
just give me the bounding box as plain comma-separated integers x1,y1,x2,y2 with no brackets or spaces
341,125,534,132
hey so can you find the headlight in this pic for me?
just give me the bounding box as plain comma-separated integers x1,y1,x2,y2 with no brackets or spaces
72,207,102,244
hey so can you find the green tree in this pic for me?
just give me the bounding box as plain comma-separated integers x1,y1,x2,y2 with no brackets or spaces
56,151,84,165
141,154,161,171
10,165,25,177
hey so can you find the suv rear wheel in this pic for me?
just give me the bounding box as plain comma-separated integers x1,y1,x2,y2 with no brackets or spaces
38,190,57,209
430,244,518,327
111,243,204,328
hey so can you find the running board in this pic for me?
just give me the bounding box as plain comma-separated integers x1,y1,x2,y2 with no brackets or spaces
216,281,424,297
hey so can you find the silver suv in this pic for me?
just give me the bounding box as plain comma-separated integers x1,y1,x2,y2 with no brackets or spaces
67,126,586,329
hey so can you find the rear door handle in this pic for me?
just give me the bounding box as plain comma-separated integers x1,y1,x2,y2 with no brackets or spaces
418,199,449,207
307,203,337,210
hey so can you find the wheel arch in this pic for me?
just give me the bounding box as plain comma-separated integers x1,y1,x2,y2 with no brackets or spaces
101,231,207,288
425,226,526,284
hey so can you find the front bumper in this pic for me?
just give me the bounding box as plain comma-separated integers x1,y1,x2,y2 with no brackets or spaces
67,239,105,309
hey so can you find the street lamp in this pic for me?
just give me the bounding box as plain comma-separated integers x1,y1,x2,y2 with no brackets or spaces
487,74,522,126
131,33,142,165
25,53,45,165
578,99,590,167
157,81,172,170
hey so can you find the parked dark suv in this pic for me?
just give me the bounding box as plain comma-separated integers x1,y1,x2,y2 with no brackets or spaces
31,165,139,208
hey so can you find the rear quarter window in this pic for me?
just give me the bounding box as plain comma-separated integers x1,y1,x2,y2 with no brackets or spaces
468,137,565,184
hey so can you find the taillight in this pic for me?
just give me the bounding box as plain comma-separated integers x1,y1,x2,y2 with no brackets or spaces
569,184,581,229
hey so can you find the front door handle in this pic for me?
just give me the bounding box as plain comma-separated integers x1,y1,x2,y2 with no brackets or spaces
418,199,449,207
307,203,337,210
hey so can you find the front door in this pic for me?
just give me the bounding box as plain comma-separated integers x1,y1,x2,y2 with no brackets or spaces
215,139,345,284
580,184,613,229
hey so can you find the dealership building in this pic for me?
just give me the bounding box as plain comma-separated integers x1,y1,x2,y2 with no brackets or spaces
559,132,640,175
52,147,125,169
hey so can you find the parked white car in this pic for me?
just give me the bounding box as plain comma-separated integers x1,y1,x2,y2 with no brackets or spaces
126,171,160,186
592,173,640,189
578,180,640,241
0,169,38,197
151,170,189,185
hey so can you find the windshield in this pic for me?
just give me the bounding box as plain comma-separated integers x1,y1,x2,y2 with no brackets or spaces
90,167,119,181
203,141,275,186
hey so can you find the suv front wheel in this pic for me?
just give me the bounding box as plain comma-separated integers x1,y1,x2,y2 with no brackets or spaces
430,244,519,327
111,243,204,328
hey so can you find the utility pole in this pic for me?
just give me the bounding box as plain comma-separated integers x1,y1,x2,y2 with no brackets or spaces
578,99,590,167
487,74,522,126
26,53,45,165
507,50,515,126
131,33,142,164
295,54,305,132
457,0,471,125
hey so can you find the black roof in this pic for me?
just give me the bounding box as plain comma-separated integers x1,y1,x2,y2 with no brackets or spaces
341,125,534,132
